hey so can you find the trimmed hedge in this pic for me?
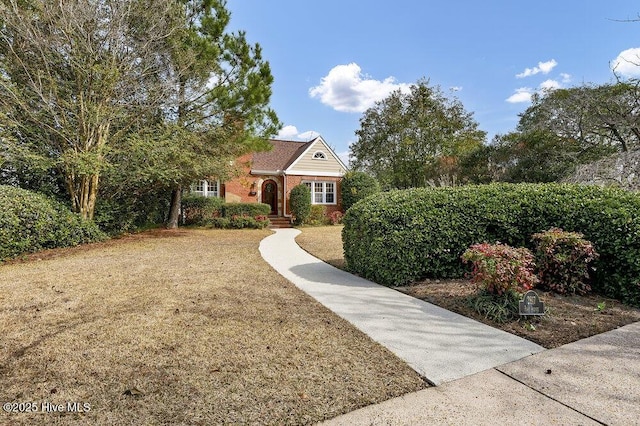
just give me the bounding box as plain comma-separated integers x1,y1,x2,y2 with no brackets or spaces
342,183,640,306
222,202,270,218
182,195,270,226
0,185,106,260
182,194,224,225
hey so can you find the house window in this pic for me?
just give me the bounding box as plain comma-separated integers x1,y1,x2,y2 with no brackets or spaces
302,181,336,205
312,151,327,160
193,180,219,197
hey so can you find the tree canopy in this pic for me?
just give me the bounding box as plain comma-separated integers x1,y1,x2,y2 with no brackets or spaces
0,0,279,225
350,80,486,189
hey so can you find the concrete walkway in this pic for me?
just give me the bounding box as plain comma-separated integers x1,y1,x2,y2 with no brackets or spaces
259,229,543,385
259,229,640,425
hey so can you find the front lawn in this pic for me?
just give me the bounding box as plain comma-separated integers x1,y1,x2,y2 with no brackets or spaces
0,229,425,424
296,226,640,349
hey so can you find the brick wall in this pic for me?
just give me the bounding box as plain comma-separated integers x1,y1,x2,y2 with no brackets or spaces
285,175,343,216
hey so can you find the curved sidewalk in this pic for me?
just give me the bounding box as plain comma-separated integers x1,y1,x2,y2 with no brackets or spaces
259,228,544,385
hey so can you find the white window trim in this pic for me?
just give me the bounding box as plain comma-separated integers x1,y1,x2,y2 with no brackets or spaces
192,179,220,198
302,180,336,205
312,150,327,160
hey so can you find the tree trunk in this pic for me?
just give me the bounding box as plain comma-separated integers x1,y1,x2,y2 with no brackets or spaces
166,187,182,229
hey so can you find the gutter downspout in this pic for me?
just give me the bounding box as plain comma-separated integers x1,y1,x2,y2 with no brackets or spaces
283,172,291,219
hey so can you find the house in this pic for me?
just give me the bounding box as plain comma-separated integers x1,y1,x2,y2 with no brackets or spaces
192,136,348,220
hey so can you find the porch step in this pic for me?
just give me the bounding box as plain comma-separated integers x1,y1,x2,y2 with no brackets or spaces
267,216,293,229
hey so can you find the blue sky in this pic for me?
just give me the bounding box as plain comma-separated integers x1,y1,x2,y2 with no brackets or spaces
226,1,640,163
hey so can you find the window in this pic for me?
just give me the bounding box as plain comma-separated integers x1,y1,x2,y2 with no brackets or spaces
302,181,336,205
312,151,327,160
193,180,219,197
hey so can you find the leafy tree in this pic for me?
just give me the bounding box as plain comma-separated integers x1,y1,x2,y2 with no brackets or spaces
519,82,639,155
160,0,280,228
461,131,583,183
350,79,486,189
340,171,380,211
0,0,180,220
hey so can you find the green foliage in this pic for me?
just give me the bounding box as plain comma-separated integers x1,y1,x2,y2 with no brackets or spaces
350,79,486,189
290,184,311,226
340,171,380,211
532,228,599,295
342,183,640,306
466,131,587,183
182,196,270,228
222,202,270,218
182,194,224,225
462,243,538,296
211,214,269,229
466,289,522,323
94,190,170,235
304,205,329,226
0,185,105,260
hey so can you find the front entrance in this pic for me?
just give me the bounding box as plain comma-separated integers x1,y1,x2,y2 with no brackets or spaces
262,180,278,215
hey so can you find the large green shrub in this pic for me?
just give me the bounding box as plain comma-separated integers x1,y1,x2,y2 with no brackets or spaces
343,183,640,306
340,171,380,211
222,202,270,218
290,184,311,225
0,185,105,260
182,194,224,225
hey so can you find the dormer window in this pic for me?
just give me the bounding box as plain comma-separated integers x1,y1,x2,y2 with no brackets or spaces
312,151,327,160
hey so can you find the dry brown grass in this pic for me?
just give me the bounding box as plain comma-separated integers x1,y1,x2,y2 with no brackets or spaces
0,229,425,425
295,226,346,269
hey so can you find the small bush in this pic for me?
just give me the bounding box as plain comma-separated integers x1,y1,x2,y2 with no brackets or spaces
329,210,344,225
466,289,522,323
207,217,231,229
254,215,270,228
341,171,380,211
533,227,599,295
462,243,538,296
222,202,270,218
0,185,105,259
305,205,328,226
290,184,311,226
182,194,223,225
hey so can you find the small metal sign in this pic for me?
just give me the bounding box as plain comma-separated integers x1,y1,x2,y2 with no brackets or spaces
519,290,545,316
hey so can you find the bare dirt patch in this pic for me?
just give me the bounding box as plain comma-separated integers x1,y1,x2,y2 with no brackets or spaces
0,229,425,425
296,226,640,349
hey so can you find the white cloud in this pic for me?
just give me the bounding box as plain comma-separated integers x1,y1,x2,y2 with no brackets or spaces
337,151,351,167
276,125,300,139
611,47,640,77
560,73,572,83
298,130,320,140
516,59,558,78
539,79,561,91
309,63,411,113
506,87,535,103
276,125,319,141
506,79,563,104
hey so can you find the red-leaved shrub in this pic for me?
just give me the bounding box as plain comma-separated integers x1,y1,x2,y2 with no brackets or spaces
532,227,598,295
462,243,538,295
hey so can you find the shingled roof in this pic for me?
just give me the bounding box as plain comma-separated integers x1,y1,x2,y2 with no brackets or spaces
251,139,313,172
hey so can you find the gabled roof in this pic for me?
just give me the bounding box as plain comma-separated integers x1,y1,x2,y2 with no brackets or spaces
250,139,312,173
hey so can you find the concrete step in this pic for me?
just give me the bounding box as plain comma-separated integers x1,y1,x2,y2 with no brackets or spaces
268,216,293,229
